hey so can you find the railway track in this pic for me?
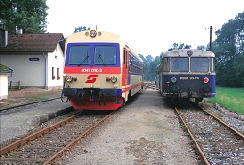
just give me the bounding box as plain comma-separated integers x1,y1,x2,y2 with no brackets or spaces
0,97,61,112
173,100,244,165
0,110,113,165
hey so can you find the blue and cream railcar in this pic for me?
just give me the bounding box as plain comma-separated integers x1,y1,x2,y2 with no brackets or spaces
158,49,216,102
62,30,143,110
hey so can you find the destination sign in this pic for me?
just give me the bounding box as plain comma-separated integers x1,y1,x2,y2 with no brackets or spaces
180,77,199,80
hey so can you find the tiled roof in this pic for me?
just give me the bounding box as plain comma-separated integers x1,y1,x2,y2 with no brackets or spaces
0,64,13,73
0,33,64,52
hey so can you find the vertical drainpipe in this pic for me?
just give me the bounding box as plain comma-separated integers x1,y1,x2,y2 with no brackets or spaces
42,52,47,89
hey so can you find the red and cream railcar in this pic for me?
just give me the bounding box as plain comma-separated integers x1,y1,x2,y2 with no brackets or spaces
62,30,143,110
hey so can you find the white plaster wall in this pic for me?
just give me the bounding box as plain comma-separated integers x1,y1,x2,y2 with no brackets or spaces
0,73,8,99
0,55,45,87
47,43,64,89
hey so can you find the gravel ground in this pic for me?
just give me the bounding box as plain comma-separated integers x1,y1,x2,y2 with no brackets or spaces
0,88,62,107
58,89,200,165
200,101,244,134
1,88,243,165
0,88,72,144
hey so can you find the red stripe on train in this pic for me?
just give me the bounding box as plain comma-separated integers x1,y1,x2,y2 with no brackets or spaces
122,82,143,93
64,67,121,74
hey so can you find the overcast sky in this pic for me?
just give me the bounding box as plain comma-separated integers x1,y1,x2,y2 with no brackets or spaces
46,0,244,57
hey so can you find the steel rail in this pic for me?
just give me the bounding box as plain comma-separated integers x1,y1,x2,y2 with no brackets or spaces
0,97,60,111
0,113,77,155
200,107,244,139
42,111,113,165
173,105,211,165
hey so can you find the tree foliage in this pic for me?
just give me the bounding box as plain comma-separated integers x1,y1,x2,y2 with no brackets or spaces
0,0,48,34
168,42,191,51
74,26,90,33
212,12,244,87
140,12,244,87
197,45,206,50
139,54,160,81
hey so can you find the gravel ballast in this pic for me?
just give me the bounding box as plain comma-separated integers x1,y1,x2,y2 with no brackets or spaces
1,88,242,164
59,89,199,165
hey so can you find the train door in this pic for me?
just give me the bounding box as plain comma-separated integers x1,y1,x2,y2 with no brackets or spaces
122,48,130,101
122,48,130,86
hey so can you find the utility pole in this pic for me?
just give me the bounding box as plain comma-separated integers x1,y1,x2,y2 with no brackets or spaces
210,26,212,51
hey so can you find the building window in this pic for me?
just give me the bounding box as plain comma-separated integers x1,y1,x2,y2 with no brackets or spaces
57,68,60,80
52,67,55,79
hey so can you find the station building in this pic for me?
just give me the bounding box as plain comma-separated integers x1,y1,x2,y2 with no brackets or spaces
0,33,65,90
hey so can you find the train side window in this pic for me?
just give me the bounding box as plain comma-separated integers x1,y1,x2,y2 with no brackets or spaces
129,54,132,73
210,58,215,72
123,49,126,65
163,58,170,72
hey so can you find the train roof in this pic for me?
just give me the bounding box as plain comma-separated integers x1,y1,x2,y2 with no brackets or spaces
66,30,122,43
65,30,143,62
163,49,215,57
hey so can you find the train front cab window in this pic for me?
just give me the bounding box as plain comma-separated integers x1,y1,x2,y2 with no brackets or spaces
171,58,188,72
190,58,208,72
190,58,215,72
95,45,116,65
163,57,215,73
68,45,90,65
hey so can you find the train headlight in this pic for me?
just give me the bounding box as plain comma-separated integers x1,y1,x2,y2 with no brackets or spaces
111,76,117,83
187,50,193,56
171,77,177,83
90,30,97,38
66,76,73,82
203,77,209,84
106,77,111,81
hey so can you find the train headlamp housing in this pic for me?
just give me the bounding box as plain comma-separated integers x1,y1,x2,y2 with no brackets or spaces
90,30,97,38
66,76,73,82
111,76,117,83
171,77,177,83
187,50,193,56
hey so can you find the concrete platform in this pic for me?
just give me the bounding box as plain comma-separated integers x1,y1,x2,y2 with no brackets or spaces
0,89,73,143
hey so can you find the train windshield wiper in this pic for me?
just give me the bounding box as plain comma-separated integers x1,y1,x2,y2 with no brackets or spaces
98,54,106,66
172,57,180,65
78,51,89,66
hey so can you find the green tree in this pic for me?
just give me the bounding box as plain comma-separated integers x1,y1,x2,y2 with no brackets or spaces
168,43,191,51
74,26,90,33
212,11,244,87
139,54,161,81
233,52,244,86
138,54,145,63
197,45,206,50
0,0,48,34
149,57,160,81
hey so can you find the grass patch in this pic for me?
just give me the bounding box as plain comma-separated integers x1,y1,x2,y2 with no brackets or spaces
207,86,244,114
28,97,49,102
